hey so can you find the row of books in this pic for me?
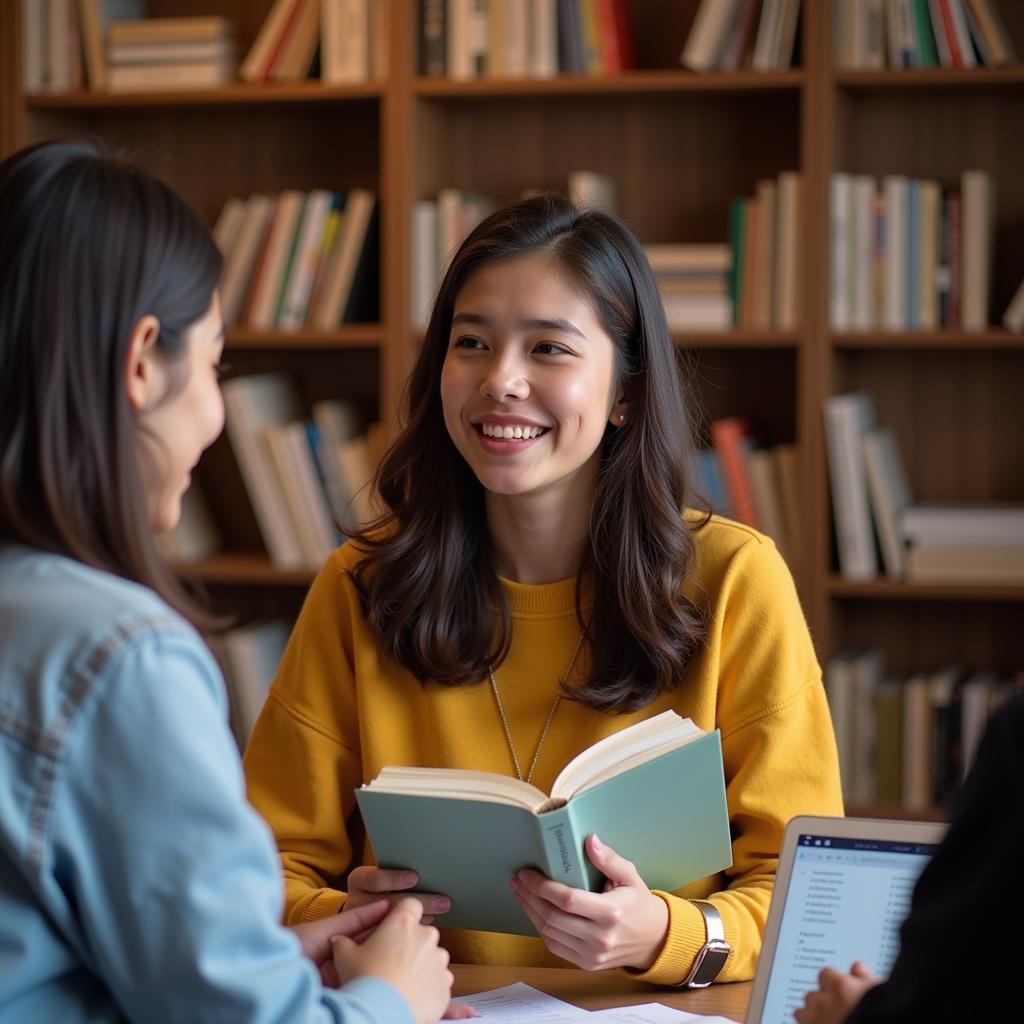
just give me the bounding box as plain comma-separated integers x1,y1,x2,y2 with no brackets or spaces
829,170,996,333
823,389,1024,583
695,420,802,568
825,647,1021,811
214,189,379,331
728,170,804,331
409,170,616,329
243,0,387,85
211,620,291,747
834,0,1017,71
681,0,802,73
419,0,634,80
220,376,380,571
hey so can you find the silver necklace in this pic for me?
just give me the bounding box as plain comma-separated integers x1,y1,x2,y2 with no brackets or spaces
487,630,586,784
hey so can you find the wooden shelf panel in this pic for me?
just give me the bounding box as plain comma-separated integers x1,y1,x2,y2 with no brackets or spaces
835,68,1024,92
174,554,316,586
845,803,949,823
24,82,383,110
828,576,1024,602
227,326,384,349
414,70,804,99
833,330,1024,350
678,330,800,349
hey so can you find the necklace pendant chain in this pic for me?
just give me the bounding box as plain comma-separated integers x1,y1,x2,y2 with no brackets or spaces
488,630,586,785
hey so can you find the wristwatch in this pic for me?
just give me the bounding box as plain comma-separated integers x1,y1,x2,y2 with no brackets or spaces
675,900,730,988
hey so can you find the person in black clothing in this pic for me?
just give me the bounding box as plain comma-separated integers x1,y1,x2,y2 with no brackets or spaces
796,692,1023,1024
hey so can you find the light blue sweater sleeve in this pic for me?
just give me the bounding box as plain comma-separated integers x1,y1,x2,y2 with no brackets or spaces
48,627,413,1024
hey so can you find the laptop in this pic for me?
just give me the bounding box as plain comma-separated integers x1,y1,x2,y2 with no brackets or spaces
744,815,947,1024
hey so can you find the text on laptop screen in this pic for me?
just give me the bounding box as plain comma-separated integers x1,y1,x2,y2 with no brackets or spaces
758,833,940,1024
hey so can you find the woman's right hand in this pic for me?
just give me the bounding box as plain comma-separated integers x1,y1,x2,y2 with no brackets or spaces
331,898,455,1024
346,865,451,923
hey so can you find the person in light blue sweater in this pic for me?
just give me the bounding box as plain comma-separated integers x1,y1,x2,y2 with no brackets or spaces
0,140,460,1024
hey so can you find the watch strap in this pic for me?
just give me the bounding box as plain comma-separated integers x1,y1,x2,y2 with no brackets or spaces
674,899,730,988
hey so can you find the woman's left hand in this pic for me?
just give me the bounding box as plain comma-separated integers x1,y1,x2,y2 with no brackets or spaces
510,834,669,971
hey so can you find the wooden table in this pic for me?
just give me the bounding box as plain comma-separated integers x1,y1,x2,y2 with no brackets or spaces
453,964,751,1019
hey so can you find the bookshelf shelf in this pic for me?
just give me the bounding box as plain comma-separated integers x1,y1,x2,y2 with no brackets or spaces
832,330,1024,350
227,326,385,350
827,576,1024,603
414,69,804,99
174,554,316,587
835,67,1024,92
678,330,800,349
24,82,385,110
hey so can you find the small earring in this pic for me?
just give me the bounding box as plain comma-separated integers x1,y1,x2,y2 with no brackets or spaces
619,414,625,423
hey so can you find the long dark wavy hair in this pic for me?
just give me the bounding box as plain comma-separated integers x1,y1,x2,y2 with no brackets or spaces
0,140,222,628
352,193,707,712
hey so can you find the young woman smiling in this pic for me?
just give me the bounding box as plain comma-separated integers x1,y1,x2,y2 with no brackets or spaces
243,194,843,986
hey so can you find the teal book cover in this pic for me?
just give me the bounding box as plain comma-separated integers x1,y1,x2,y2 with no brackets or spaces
355,730,732,935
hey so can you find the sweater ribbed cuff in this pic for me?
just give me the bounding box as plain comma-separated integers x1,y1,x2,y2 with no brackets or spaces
300,887,347,922
624,891,709,987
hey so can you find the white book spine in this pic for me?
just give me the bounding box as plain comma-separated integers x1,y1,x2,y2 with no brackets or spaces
411,200,439,330
528,0,558,78
852,175,876,331
882,175,908,330
824,392,878,580
211,196,248,260
862,428,912,579
222,377,305,569
681,0,741,72
830,174,852,331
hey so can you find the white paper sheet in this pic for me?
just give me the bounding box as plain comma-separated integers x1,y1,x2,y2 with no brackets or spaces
452,982,589,1020
451,984,741,1024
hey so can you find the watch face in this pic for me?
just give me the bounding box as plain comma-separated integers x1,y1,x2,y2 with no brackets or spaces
691,942,731,987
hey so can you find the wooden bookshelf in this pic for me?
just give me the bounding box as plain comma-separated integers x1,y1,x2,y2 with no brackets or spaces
3,0,1023,819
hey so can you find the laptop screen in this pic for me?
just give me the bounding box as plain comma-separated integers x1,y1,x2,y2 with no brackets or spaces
756,831,941,1024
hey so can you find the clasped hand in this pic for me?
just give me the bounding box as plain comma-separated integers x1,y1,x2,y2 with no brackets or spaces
511,833,669,971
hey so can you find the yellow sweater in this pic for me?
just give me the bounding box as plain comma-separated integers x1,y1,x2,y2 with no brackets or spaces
243,515,842,985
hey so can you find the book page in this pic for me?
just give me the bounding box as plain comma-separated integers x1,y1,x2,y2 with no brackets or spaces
551,710,702,801
362,766,549,811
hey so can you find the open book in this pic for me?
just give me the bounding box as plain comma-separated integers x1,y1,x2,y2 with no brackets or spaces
355,711,732,935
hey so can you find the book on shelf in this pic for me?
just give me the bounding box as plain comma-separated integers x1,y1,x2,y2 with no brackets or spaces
830,646,1020,815
212,620,290,746
221,374,306,570
421,0,630,80
901,504,1024,547
960,168,995,332
904,544,1024,584
311,189,380,329
1003,271,1024,333
837,0,1016,70
103,15,237,93
241,0,379,85
862,426,912,579
680,0,801,73
823,391,878,581
355,710,731,935
710,417,760,529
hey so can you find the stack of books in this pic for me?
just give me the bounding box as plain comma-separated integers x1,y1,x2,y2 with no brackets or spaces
693,418,801,567
644,244,733,332
902,505,1024,584
823,390,1024,584
680,0,802,73
105,17,236,92
834,0,1017,71
728,170,804,330
220,375,380,571
242,0,386,84
419,0,634,80
824,648,1020,812
829,169,995,333
214,189,379,331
